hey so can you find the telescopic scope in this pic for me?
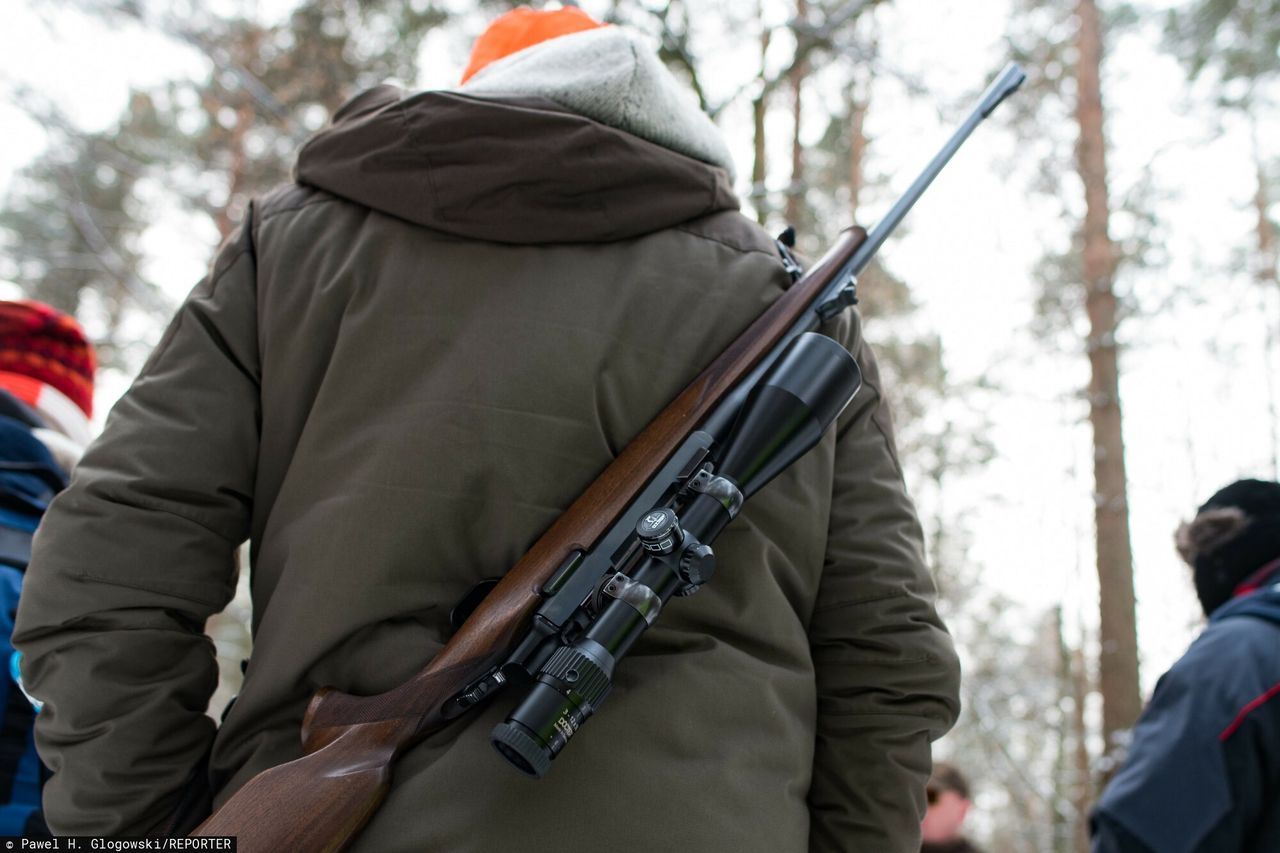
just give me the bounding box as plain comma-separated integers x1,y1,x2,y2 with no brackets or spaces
490,333,861,777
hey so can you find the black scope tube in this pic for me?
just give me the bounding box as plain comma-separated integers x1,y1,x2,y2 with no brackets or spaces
491,334,860,778
490,492,722,778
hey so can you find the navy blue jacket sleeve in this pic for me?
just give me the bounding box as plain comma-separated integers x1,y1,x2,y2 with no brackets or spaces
1091,608,1280,853
1090,816,1153,853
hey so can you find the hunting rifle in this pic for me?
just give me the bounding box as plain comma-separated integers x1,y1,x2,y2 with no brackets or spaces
193,62,1025,851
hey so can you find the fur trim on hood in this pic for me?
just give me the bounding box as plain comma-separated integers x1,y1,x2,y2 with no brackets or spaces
1175,507,1249,567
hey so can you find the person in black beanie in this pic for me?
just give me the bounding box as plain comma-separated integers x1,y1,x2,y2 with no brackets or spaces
1091,478,1280,852
1175,478,1280,615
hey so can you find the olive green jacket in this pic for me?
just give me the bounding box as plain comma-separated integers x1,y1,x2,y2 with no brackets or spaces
15,85,959,851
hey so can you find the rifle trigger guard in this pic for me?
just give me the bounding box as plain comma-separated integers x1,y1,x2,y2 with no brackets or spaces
449,668,509,715
688,469,744,519
601,573,662,626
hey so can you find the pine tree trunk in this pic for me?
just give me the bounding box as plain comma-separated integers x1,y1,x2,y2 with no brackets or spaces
848,86,868,222
848,13,877,225
752,7,771,227
214,99,254,242
785,0,809,226
1250,111,1280,477
1074,0,1142,777
752,94,768,226
1072,645,1093,853
1053,607,1072,853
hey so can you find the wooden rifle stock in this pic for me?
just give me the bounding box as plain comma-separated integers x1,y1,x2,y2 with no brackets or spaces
191,227,867,851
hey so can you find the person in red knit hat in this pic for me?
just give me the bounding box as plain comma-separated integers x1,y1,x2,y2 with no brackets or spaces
0,299,96,837
0,300,96,473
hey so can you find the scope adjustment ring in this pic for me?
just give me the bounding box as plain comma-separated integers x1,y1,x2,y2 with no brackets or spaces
679,543,716,587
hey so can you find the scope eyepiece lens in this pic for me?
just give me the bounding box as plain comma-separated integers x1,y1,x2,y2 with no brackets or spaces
491,721,553,779
491,643,615,778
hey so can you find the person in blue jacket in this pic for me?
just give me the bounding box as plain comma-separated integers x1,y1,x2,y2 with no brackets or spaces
0,299,97,836
1092,478,1280,853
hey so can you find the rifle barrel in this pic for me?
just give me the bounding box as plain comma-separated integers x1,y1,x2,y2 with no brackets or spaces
846,61,1026,278
703,62,1024,442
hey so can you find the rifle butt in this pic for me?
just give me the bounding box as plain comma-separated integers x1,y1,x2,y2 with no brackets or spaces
193,718,409,852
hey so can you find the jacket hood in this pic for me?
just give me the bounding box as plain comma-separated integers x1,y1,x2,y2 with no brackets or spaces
1214,581,1280,628
459,25,735,180
294,85,739,245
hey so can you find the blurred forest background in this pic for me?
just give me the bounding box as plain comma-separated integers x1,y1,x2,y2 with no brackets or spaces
3,0,1278,850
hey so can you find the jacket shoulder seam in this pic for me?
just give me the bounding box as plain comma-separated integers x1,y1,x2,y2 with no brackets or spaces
257,193,345,225
1219,681,1280,741
673,224,780,261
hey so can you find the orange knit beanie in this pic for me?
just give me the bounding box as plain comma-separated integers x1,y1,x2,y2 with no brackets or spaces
460,6,608,84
